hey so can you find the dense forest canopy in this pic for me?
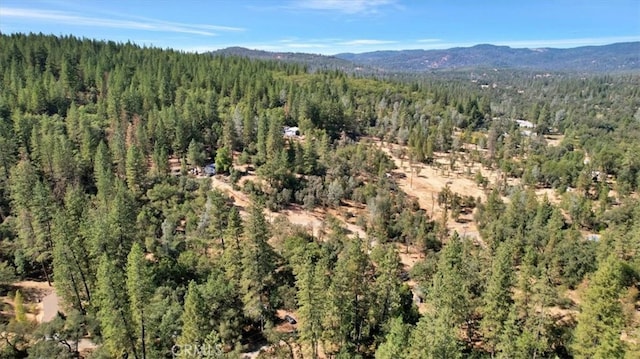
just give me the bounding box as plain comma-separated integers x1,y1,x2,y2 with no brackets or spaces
0,33,639,358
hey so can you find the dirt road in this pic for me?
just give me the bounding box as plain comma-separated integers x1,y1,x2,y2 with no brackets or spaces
39,291,59,323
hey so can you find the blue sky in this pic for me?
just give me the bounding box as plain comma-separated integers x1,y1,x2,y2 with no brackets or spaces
1,0,639,54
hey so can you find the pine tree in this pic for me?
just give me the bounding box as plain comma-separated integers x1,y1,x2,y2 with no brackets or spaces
495,304,520,358
481,241,514,354
323,239,372,355
107,181,138,266
224,206,242,249
0,115,17,182
127,242,153,359
178,281,210,346
240,201,276,329
14,290,27,323
94,141,114,203
241,107,255,150
125,143,146,194
201,267,243,349
215,146,232,174
10,156,55,284
371,244,403,328
572,255,626,358
187,139,205,167
95,254,138,359
430,233,471,327
407,308,462,359
111,122,128,178
221,113,237,151
375,316,409,359
197,190,225,251
294,248,327,359
256,114,268,164
302,137,318,175
406,233,470,359
52,204,91,313
266,111,284,161
152,142,169,176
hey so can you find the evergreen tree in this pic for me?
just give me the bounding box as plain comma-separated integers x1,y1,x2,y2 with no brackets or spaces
52,202,91,313
201,267,243,349
407,308,462,359
256,114,268,164
430,233,471,327
125,143,146,194
127,242,153,359
94,141,114,203
95,254,138,359
241,107,255,150
10,156,54,283
187,139,205,167
221,113,238,151
14,290,27,323
371,244,403,329
406,233,470,358
323,239,372,356
572,255,626,358
178,281,210,346
215,146,232,174
224,206,242,249
481,241,514,354
107,181,138,266
266,111,284,161
240,201,276,330
375,316,409,359
495,304,520,358
294,247,327,359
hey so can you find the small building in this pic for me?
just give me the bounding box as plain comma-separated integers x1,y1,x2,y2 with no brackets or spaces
283,126,300,137
585,234,601,242
203,163,216,176
515,119,535,128
515,119,536,137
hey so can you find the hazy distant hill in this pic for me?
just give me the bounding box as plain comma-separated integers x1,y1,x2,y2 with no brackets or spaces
212,42,639,73
210,47,366,72
335,42,640,73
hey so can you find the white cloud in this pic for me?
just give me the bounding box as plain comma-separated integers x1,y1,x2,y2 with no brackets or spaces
0,7,244,36
292,0,397,14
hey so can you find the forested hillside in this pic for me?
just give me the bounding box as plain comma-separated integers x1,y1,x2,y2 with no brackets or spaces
0,33,639,358
210,47,360,73
212,42,640,73
336,42,640,72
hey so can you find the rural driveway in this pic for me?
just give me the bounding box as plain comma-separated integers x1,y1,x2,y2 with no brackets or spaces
39,290,59,323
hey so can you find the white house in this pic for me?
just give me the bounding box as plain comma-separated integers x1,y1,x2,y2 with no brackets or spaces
284,126,300,137
515,119,535,128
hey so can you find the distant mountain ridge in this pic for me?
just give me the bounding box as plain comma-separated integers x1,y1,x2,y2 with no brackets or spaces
212,42,640,73
336,42,640,72
210,47,362,72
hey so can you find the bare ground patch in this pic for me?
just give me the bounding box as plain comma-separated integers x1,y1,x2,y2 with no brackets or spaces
0,281,54,323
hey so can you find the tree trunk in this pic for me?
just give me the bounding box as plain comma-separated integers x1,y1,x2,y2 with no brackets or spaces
141,316,146,359
69,270,85,314
41,260,52,286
